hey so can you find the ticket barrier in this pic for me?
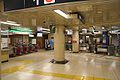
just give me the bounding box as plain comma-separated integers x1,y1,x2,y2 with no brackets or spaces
23,45,29,54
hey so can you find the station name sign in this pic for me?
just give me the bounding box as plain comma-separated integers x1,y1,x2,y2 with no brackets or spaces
4,0,87,11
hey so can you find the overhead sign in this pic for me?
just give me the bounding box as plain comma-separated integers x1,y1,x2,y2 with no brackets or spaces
25,0,39,8
4,0,87,11
4,0,24,11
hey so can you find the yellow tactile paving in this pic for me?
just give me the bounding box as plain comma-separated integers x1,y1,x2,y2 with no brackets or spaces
1,60,34,74
1,65,111,80
1,65,25,74
73,76,93,80
22,69,76,79
14,60,34,64
21,69,110,80
2,52,119,80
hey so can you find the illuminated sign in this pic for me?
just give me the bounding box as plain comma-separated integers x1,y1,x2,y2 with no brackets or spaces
44,0,55,4
25,0,39,8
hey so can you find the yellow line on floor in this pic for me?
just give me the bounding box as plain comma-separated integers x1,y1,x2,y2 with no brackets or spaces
0,60,34,74
21,69,110,80
1,60,111,80
14,60,34,64
1,65,25,74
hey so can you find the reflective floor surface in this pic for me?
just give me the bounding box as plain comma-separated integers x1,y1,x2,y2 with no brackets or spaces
1,50,120,80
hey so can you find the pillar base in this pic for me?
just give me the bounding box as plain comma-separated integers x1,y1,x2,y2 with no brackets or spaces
72,51,79,53
50,59,69,64
2,60,9,63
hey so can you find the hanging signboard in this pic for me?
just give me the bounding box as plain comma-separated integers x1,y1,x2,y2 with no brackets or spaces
4,0,24,11
25,0,39,8
4,0,87,11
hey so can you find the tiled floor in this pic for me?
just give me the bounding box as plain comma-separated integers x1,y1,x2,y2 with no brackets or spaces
1,50,120,80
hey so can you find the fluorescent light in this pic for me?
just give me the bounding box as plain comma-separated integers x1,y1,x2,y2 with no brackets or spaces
1,30,8,32
0,21,20,26
42,28,50,31
42,31,50,33
7,20,16,24
37,27,50,31
15,32,30,35
29,34,34,37
36,0,39,5
54,9,70,19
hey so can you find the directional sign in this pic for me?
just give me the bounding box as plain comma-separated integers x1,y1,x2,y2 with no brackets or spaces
4,0,87,11
25,0,40,8
44,0,55,4
4,0,24,11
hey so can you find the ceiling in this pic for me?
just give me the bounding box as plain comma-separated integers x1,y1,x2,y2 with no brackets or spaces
0,0,120,31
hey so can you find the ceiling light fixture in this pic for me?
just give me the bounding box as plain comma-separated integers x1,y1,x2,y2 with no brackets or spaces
54,9,70,19
0,21,20,26
7,20,16,24
42,28,50,31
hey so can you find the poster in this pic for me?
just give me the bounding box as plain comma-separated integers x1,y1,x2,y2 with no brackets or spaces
32,39,36,44
1,38,9,49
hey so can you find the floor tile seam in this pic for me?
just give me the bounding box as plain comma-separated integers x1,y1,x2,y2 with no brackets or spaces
102,66,113,79
109,68,118,80
94,62,104,77
112,68,120,80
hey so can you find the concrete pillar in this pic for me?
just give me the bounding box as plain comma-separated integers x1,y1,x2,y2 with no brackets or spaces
72,30,79,53
51,25,68,64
